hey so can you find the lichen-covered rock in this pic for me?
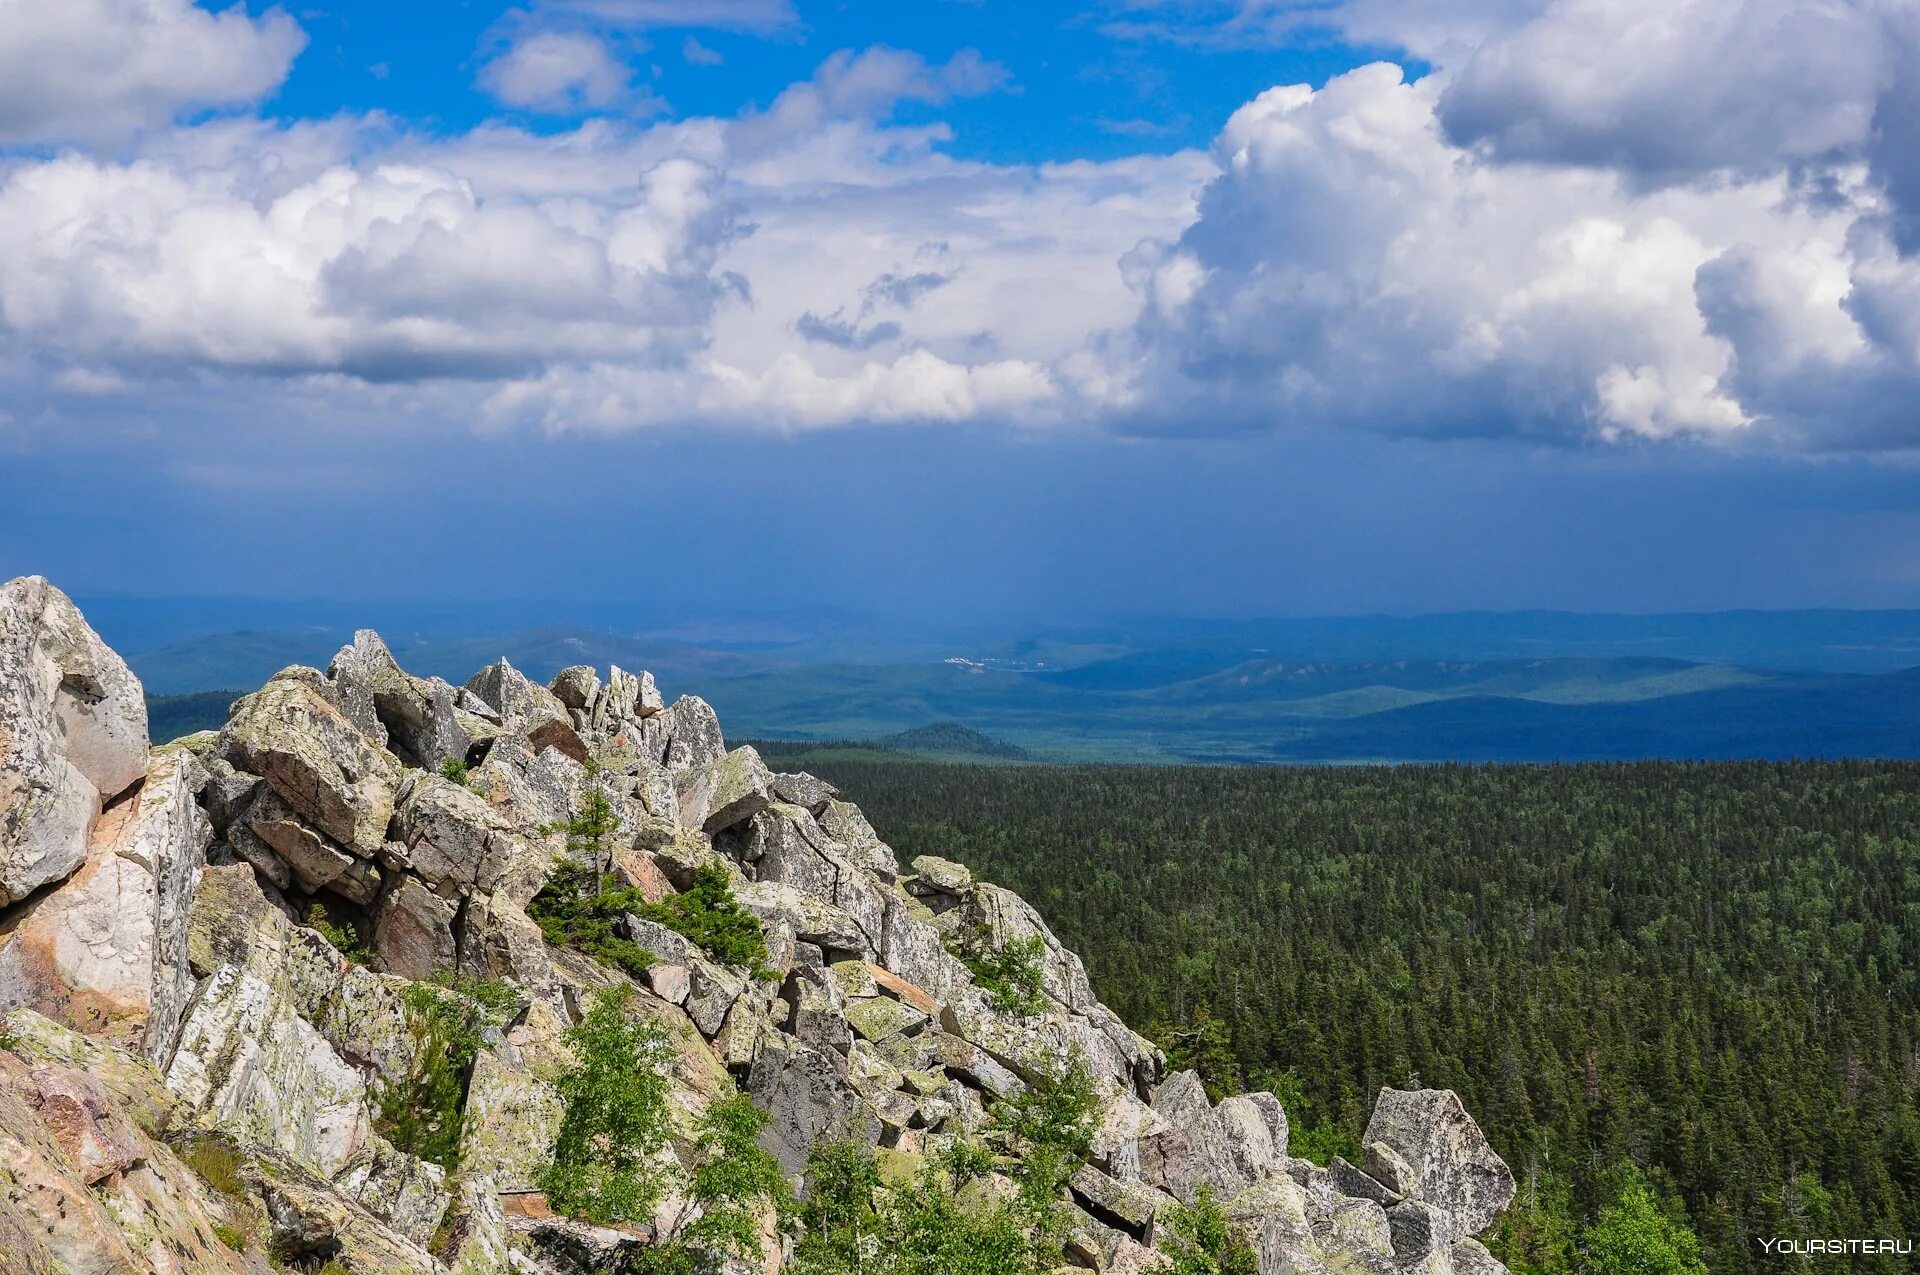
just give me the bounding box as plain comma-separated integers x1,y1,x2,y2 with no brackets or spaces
373,875,459,980
0,1040,250,1275
748,1038,883,1177
165,963,372,1178
1363,1087,1516,1235
466,658,570,735
328,630,471,771
459,1046,565,1193
0,749,210,1064
644,694,726,772
220,668,402,854
1136,1070,1255,1204
677,745,775,834
0,576,148,907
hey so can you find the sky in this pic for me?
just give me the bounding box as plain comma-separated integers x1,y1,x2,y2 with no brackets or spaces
3,0,1920,627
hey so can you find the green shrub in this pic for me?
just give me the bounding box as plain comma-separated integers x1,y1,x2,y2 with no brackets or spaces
792,1141,1050,1275
531,856,772,979
1582,1176,1707,1275
209,1222,249,1252
953,930,1047,1016
635,863,773,976
0,1013,20,1054
528,857,658,978
179,1135,249,1200
1160,1186,1259,1275
994,1052,1096,1212
439,757,470,785
305,902,373,965
374,978,516,1171
541,986,677,1226
648,1093,795,1271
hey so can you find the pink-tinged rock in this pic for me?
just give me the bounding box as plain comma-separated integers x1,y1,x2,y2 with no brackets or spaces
0,750,211,1064
23,1064,144,1184
0,576,150,907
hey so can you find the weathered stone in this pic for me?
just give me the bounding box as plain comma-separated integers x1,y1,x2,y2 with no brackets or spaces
1138,1070,1254,1205
787,963,854,1055
334,1131,450,1247
1070,1163,1176,1236
460,1048,564,1192
1364,1138,1418,1197
1331,1155,1403,1207
925,1031,1024,1099
677,745,775,834
473,735,574,832
819,799,900,879
644,694,726,772
1090,1089,1169,1180
846,993,927,1043
328,630,470,770
465,658,570,734
771,770,839,811
165,963,372,1178
0,1041,251,1275
908,853,972,895
392,772,534,895
0,749,210,1065
372,876,458,981
220,669,402,854
0,576,148,906
1387,1198,1455,1267
1364,1087,1516,1235
453,891,557,1008
528,716,592,765
21,1063,146,1184
686,957,750,1038
549,665,601,712
1452,1236,1511,1275
748,1039,883,1177
1224,1175,1319,1275
1217,1090,1290,1183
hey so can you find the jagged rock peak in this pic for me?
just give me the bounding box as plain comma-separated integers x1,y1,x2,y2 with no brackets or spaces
0,578,1516,1275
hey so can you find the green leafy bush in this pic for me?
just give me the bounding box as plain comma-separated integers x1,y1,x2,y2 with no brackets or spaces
954,930,1047,1016
541,986,677,1226
637,863,773,976
1582,1177,1708,1275
439,757,470,784
994,1052,1096,1211
374,978,517,1171
792,1141,1048,1275
528,857,658,978
305,901,373,965
641,1093,795,1273
1161,1187,1259,1275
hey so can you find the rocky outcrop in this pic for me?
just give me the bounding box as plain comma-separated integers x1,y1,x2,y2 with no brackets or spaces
0,578,1518,1275
0,577,148,907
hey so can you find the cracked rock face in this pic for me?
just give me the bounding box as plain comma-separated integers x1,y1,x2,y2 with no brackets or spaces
0,576,149,907
0,576,1521,1275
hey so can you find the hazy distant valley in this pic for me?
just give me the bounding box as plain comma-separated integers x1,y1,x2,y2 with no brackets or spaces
127,607,1920,764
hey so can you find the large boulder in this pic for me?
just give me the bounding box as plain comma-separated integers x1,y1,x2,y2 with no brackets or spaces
220,669,403,855
0,748,210,1064
464,658,570,734
1363,1087,1516,1236
748,1038,883,1177
328,630,470,770
0,576,149,906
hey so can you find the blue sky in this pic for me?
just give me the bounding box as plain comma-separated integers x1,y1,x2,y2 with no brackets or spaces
1,0,1919,626
264,1,1381,162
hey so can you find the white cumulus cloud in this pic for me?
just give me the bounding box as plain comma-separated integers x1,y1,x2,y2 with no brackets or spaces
0,0,305,145
479,31,649,114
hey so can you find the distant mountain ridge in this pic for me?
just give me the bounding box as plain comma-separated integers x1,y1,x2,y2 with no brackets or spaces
130,618,1920,764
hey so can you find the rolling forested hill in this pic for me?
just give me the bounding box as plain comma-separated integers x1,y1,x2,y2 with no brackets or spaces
764,750,1920,1275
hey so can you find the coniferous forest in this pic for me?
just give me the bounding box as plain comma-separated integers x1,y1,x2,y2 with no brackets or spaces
761,752,1920,1275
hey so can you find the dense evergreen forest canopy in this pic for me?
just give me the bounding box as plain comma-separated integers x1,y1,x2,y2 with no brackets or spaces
759,750,1920,1275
